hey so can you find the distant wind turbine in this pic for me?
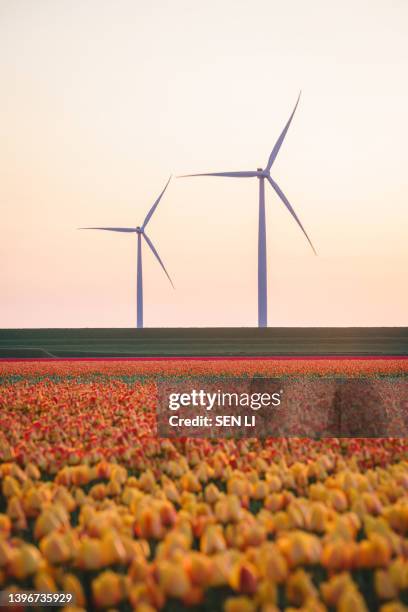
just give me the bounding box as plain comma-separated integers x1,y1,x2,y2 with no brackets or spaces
178,92,316,328
79,176,173,328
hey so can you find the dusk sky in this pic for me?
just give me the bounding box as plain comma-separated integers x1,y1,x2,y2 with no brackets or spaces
1,0,407,327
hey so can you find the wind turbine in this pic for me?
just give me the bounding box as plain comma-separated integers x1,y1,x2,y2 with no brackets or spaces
79,176,173,328
178,92,316,328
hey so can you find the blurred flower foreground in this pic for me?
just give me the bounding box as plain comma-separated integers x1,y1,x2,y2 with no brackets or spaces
0,358,408,612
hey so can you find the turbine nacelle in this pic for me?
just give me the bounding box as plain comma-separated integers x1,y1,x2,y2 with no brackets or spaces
257,168,269,178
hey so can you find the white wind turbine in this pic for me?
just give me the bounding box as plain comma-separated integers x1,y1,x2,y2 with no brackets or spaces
179,93,316,328
79,176,173,328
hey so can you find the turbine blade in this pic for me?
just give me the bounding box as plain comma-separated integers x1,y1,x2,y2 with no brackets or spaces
78,227,136,232
267,176,317,255
177,171,258,178
142,232,174,288
266,91,301,171
142,176,172,230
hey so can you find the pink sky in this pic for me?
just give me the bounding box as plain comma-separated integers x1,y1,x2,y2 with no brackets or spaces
1,0,408,327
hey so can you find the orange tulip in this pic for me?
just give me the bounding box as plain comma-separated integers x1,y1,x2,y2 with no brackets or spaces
354,535,391,569
321,541,356,572
184,551,214,586
136,507,164,540
229,560,258,594
0,514,11,537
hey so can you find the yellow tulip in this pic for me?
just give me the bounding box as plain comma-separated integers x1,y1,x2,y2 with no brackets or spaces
157,560,191,598
133,604,156,612
200,525,226,555
375,569,398,600
138,470,156,492
224,595,256,612
255,579,277,606
61,573,86,607
321,572,357,607
101,532,128,565
163,481,181,504
25,463,41,480
89,483,107,500
286,569,318,606
329,489,349,512
388,558,408,591
181,471,201,493
227,477,251,497
34,505,68,540
262,550,288,583
7,496,25,523
40,532,71,565
92,570,126,608
252,480,269,500
34,569,57,593
278,531,322,568
338,586,368,612
128,580,165,610
308,502,328,533
76,538,107,571
0,540,12,567
129,556,148,582
379,602,408,612
2,477,21,499
22,486,52,518
8,544,42,580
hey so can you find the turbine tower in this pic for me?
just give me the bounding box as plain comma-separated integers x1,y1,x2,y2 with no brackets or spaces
79,176,173,328
179,93,316,328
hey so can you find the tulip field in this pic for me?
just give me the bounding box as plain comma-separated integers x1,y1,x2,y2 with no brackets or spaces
1,358,408,612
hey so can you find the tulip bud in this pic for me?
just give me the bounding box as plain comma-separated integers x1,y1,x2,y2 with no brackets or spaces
92,570,126,608
224,595,256,612
229,560,258,594
62,573,86,608
157,560,190,598
40,532,71,565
